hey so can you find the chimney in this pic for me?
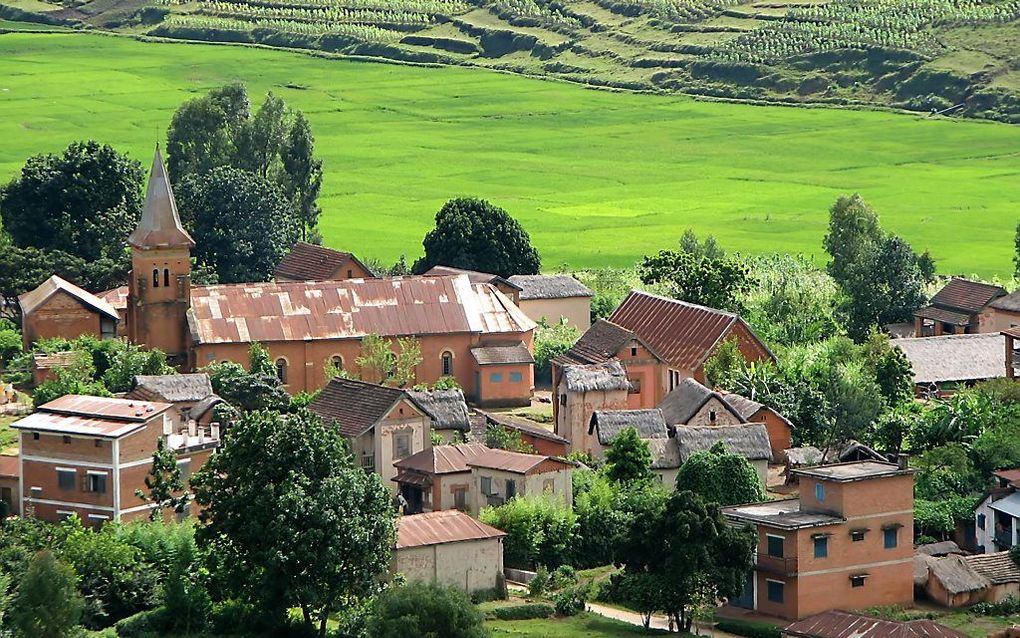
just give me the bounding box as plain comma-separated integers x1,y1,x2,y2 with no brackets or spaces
897,454,909,470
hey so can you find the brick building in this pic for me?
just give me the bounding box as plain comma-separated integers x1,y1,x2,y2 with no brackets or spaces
273,242,375,282
19,275,119,349
12,394,218,526
723,461,915,620
913,278,1006,337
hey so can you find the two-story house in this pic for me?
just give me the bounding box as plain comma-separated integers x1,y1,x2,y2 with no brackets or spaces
723,461,915,620
13,394,219,525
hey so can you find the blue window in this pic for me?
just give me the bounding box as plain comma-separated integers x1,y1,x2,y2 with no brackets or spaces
813,536,828,558
767,580,784,603
978,513,986,530
815,483,826,502
510,372,523,383
490,373,503,383
884,527,898,549
767,535,784,558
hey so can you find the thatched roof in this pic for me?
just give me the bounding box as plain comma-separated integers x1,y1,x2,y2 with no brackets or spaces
914,554,937,588
964,551,1020,585
917,541,962,557
928,554,991,595
674,424,772,462
508,274,593,300
130,374,213,403
837,440,887,463
786,446,825,466
589,409,666,445
647,438,682,470
407,389,470,432
658,377,745,425
894,334,1006,384
562,360,631,393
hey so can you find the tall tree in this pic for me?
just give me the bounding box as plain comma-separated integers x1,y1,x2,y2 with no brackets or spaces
0,140,143,263
11,549,84,638
678,228,725,260
604,427,653,484
412,198,541,277
135,438,190,521
191,409,395,638
638,249,752,312
823,193,882,286
355,334,422,387
674,441,764,506
234,93,288,179
165,96,235,186
176,166,301,283
281,112,324,241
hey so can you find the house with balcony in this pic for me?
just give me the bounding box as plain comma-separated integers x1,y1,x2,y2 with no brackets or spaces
973,469,1020,554
913,278,1007,337
723,461,915,620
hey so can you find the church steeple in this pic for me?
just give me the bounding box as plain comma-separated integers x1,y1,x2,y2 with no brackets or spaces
128,146,195,249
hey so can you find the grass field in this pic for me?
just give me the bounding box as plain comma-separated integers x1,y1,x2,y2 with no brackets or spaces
2,31,1020,276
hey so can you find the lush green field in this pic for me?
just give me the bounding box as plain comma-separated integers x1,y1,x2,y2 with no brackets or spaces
2,31,1020,276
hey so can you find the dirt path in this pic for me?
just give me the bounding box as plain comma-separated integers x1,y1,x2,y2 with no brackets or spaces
586,602,743,637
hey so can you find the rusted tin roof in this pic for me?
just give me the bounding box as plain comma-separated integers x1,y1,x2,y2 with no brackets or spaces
783,610,968,638
396,510,505,549
273,242,374,282
466,448,572,474
609,290,766,371
423,265,523,291
12,395,170,438
470,342,534,365
928,278,1006,315
128,147,195,249
19,275,119,321
394,443,491,475
188,275,534,345
0,455,18,479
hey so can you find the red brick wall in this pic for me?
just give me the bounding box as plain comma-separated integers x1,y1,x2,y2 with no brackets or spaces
22,291,103,348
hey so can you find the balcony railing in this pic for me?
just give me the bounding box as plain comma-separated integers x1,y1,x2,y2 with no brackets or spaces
756,553,799,576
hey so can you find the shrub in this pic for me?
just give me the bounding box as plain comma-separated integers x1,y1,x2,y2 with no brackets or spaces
490,603,555,620
479,495,577,569
550,564,578,590
114,607,170,637
209,599,281,635
366,582,486,638
716,619,782,638
971,596,1020,616
529,565,549,596
553,582,590,616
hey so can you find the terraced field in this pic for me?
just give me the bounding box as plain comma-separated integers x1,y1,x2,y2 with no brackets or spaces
2,0,1019,120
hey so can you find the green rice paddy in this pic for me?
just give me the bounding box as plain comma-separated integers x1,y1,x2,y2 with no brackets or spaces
1,31,1019,276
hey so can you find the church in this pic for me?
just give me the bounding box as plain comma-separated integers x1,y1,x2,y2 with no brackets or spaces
19,150,537,407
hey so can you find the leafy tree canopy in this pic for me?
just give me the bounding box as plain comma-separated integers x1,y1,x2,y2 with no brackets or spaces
12,549,85,638
412,198,541,277
675,441,765,506
638,248,753,312
604,427,653,485
479,495,577,570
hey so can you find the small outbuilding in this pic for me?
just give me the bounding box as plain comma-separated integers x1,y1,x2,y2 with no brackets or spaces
924,551,1020,607
19,275,120,349
393,510,506,595
507,274,593,331
652,424,771,488
407,388,471,443
553,359,631,455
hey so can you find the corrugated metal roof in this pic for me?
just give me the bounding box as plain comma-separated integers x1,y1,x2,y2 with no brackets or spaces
37,394,171,422
0,455,18,479
466,448,571,474
396,510,505,549
894,333,1005,384
394,443,491,475
423,266,523,291
470,342,534,365
188,275,534,345
13,411,149,438
993,468,1020,484
928,278,1006,315
98,286,129,312
990,492,1020,518
783,610,968,638
19,275,119,321
609,291,766,370
273,242,373,281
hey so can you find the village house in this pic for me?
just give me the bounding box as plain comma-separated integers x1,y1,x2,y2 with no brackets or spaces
393,509,506,595
723,461,915,620
552,291,774,429
393,443,490,515
125,373,223,427
20,150,538,406
1003,327,1020,380
506,274,593,331
587,408,668,458
273,242,375,282
781,610,967,638
469,447,574,512
659,377,793,462
894,333,1006,397
553,359,631,454
474,410,570,457
923,551,1020,608
12,394,218,526
406,388,471,443
649,424,771,488
308,378,431,491
983,291,1020,333
913,278,1007,337
19,275,119,349
422,265,523,304
973,468,1020,554
0,455,19,516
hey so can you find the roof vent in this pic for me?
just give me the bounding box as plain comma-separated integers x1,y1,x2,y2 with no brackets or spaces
135,411,144,417
146,406,154,413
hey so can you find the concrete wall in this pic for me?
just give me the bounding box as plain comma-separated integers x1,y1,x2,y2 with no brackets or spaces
393,537,504,594
979,307,1020,334
519,297,591,332
475,363,534,408
472,466,572,512
747,408,793,462
372,400,430,491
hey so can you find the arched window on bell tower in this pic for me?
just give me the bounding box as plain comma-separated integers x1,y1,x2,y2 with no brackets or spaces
163,268,170,288
152,269,160,288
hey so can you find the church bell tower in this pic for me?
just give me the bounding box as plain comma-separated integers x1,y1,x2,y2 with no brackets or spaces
127,147,195,366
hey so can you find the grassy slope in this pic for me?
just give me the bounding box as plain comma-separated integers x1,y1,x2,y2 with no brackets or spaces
487,612,668,636
1,32,1019,276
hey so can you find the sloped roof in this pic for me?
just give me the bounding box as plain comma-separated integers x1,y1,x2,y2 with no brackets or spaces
609,290,770,371
556,319,640,366
561,360,631,393
470,343,534,365
783,610,969,638
273,242,373,281
129,374,213,403
406,389,470,432
190,394,225,421
128,147,195,249
477,410,570,444
19,275,119,321
989,492,1020,518
991,289,1020,312
894,334,1005,384
423,265,522,291
396,510,505,549
394,443,491,475
187,275,535,345
467,448,572,474
913,306,973,326
589,409,667,445
12,395,171,438
674,424,771,462
507,274,592,300
964,551,1020,585
658,378,746,426
98,285,129,312
928,555,989,595
33,351,83,369
929,278,1006,315
721,391,794,428
647,438,682,470
308,378,409,438
917,540,962,556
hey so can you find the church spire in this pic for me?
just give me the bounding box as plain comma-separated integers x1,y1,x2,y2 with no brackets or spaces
128,146,195,249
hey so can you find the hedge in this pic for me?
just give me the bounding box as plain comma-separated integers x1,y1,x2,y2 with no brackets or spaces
491,603,556,620
716,618,782,638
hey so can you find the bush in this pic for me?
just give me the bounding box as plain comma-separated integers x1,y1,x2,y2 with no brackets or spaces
550,564,578,590
490,603,555,620
114,607,170,637
554,582,590,616
209,599,281,635
971,596,1020,617
479,495,577,569
716,619,782,638
529,565,550,596
366,582,486,638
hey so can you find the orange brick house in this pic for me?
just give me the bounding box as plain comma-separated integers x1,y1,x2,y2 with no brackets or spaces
723,461,915,620
22,149,537,407
913,278,1006,337
19,275,120,349
12,394,218,526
